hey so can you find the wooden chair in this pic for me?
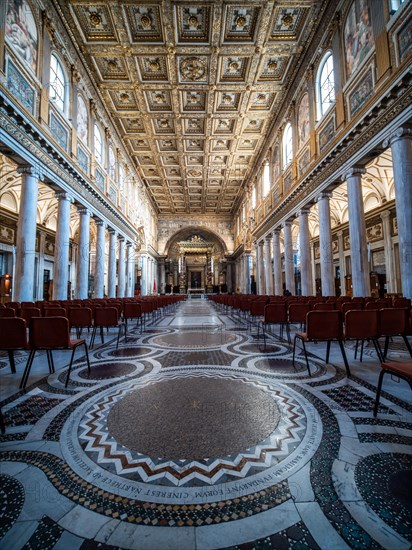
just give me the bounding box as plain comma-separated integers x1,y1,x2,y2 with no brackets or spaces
258,302,290,348
20,316,91,389
90,307,125,349
0,317,29,374
344,310,383,362
373,361,412,416
293,310,350,377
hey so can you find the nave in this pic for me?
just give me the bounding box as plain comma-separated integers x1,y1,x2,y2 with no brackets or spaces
0,299,411,550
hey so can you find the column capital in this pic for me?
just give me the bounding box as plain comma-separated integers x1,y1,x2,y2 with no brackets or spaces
94,217,105,227
265,234,272,242
382,126,412,148
55,191,72,202
380,210,391,221
258,239,265,247
341,166,366,182
118,235,125,242
298,207,311,217
108,227,117,235
273,227,281,236
77,206,91,216
282,220,293,228
317,191,333,201
126,240,133,248
336,229,344,237
17,164,42,178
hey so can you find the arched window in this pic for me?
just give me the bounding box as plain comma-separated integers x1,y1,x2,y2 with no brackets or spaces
263,161,270,197
94,124,103,165
77,96,88,144
283,123,293,167
316,52,335,119
50,54,67,113
108,147,116,181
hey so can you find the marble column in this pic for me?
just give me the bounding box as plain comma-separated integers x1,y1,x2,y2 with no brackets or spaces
264,235,273,295
243,255,250,293
298,209,312,296
337,230,346,296
380,211,395,294
310,242,316,295
141,254,148,296
272,229,282,295
258,240,265,294
117,237,126,297
226,261,233,293
317,192,335,296
126,242,135,297
343,167,370,297
14,166,40,302
76,207,90,299
159,258,166,294
53,191,72,300
254,242,260,294
94,219,105,298
36,231,46,301
173,261,178,288
383,127,412,299
107,228,117,298
283,221,296,295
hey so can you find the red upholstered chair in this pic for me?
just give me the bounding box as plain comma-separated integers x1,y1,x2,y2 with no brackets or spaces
44,307,67,318
373,361,412,417
313,302,336,311
258,303,290,348
341,301,363,315
5,301,20,313
393,298,411,308
288,303,311,332
292,310,350,377
20,316,91,389
68,307,93,339
21,301,35,308
123,302,143,334
248,299,266,330
344,310,383,362
0,308,16,318
18,307,41,324
0,317,29,374
379,308,412,360
90,307,125,349
140,300,155,331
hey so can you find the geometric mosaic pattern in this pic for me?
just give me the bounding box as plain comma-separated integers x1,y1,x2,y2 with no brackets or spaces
1,299,411,548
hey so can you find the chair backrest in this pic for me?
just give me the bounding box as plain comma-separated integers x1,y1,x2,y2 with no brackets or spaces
141,301,154,314
94,307,119,327
264,303,288,323
123,302,142,318
313,302,336,311
379,308,409,336
29,317,71,348
345,310,379,339
44,307,67,318
250,300,266,316
5,301,20,312
21,301,35,308
0,308,16,318
69,307,92,326
306,310,343,340
0,317,27,349
288,303,311,323
19,307,41,323
394,297,411,308
341,301,363,315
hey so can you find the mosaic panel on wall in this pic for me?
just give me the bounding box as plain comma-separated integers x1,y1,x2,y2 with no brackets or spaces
77,95,88,145
397,15,412,63
50,111,69,151
348,68,374,117
6,60,35,114
298,93,310,147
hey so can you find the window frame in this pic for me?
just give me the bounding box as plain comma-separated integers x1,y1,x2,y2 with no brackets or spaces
49,53,68,114
94,123,104,166
316,52,335,120
283,123,293,168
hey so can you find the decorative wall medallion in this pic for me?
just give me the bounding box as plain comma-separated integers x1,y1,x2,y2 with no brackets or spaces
219,56,250,82
120,117,145,133
216,92,241,112
244,118,264,133
184,139,205,152
93,56,128,80
223,6,261,42
109,90,138,111
146,90,173,112
183,118,205,134
158,139,178,152
179,56,208,82
259,56,288,81
250,92,275,110
152,118,175,134
124,5,164,43
175,6,211,43
181,91,207,112
214,118,235,134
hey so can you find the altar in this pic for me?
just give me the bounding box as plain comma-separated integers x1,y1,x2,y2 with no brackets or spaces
188,288,205,299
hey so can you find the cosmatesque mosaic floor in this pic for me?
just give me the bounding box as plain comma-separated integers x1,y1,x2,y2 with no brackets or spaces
0,299,411,550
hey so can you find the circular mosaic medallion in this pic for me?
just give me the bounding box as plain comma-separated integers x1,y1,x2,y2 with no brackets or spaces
62,372,321,504
107,347,152,358
239,343,283,354
152,330,237,349
107,377,280,460
78,362,136,380
0,474,25,538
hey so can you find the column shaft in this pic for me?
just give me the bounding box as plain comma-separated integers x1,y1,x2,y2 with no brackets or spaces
283,222,296,295
258,241,265,295
299,210,312,296
14,167,39,302
76,208,90,299
53,192,71,300
337,231,346,296
117,238,126,297
107,229,117,298
380,212,395,294
345,168,370,297
272,230,282,295
317,193,335,296
94,220,105,298
264,236,273,294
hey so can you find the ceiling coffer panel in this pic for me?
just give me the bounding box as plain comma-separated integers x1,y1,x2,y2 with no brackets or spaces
63,0,316,214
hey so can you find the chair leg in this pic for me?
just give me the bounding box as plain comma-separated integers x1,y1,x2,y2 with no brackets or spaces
383,336,390,360
326,341,331,363
354,340,359,360
46,350,53,373
373,369,386,417
7,351,16,374
372,339,383,363
0,408,5,434
402,334,412,358
338,340,351,377
116,325,122,349
360,340,364,362
100,326,105,344
20,350,35,389
65,347,77,388
90,327,97,349
301,339,311,376
286,323,291,345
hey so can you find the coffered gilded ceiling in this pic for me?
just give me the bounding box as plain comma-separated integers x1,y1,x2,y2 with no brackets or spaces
60,1,320,215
